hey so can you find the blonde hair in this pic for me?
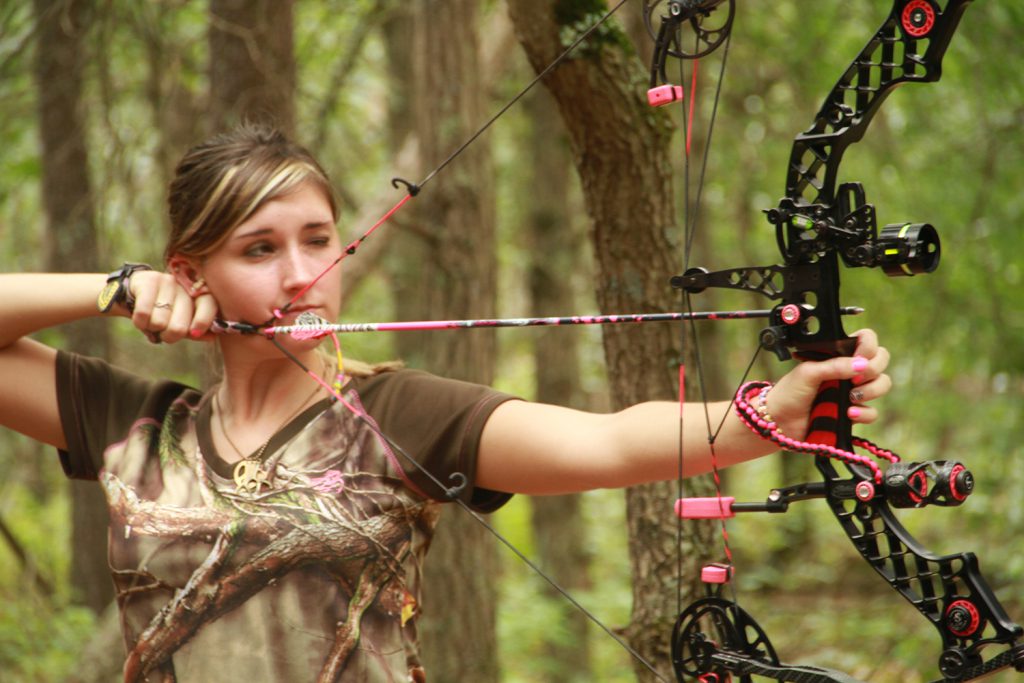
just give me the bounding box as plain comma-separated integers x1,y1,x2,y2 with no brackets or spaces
169,126,400,379
165,124,338,262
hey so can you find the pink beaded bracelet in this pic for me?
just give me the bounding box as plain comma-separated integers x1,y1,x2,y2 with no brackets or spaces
733,381,900,484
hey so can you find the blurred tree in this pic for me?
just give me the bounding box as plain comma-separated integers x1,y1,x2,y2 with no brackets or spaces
32,0,112,616
406,1,501,680
507,1,720,678
524,84,593,682
208,0,296,135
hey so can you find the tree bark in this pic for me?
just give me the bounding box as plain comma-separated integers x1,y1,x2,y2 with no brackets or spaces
208,0,296,135
524,84,594,682
506,3,718,679
401,2,501,681
32,0,114,616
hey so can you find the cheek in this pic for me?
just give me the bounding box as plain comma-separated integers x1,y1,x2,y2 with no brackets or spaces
319,269,343,315
210,271,281,318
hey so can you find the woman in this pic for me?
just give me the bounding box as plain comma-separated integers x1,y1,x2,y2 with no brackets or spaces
0,126,890,682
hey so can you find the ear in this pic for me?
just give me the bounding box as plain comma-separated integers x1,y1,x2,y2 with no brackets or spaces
167,254,210,297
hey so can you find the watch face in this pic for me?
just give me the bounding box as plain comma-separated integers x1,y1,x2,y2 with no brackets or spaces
97,280,120,312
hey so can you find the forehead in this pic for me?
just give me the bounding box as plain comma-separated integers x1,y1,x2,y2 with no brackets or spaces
234,182,335,231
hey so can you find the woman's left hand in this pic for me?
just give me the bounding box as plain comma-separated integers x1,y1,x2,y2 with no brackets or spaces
766,328,892,438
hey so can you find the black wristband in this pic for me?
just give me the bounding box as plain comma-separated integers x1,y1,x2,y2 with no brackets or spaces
97,262,152,313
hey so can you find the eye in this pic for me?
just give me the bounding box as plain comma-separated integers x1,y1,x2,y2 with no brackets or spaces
243,242,274,258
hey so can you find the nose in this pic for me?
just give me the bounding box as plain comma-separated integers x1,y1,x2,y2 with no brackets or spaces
281,244,320,295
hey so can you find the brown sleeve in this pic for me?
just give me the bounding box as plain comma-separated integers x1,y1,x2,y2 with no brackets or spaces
55,350,187,480
351,369,518,512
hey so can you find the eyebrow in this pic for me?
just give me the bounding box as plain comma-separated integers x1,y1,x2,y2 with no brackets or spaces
232,220,334,241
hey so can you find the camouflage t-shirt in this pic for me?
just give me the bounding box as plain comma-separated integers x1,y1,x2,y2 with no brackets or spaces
56,351,515,682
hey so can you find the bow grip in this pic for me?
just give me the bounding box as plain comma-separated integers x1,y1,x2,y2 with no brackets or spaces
793,337,858,454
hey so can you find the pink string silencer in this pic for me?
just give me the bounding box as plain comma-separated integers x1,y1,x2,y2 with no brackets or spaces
675,496,735,520
647,84,684,107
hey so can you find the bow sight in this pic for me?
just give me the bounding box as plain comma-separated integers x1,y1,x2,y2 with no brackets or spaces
673,178,942,361
767,181,941,276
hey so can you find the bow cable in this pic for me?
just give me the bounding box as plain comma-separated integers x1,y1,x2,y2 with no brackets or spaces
246,2,676,678
267,334,669,680
272,0,632,325
668,7,755,640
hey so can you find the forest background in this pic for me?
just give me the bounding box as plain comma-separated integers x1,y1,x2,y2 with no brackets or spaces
1,1,1022,682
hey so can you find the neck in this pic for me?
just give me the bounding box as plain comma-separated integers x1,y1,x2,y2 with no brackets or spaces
216,341,329,424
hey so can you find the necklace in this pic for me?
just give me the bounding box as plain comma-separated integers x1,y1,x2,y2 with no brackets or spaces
215,369,328,495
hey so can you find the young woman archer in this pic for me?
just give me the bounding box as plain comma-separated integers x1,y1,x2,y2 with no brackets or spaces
0,125,891,681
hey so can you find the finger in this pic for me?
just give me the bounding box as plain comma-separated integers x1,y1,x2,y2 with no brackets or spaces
159,289,196,344
127,271,158,327
849,329,879,358
188,294,220,341
130,272,174,330
850,373,892,405
852,345,889,386
149,277,180,327
797,353,872,386
847,404,878,424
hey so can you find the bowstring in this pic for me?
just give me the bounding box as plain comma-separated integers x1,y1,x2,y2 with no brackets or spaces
259,2,672,679
674,18,746,623
269,336,668,681
273,0,632,324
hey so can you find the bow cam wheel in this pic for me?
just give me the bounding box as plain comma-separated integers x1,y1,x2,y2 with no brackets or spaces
671,597,779,682
643,0,736,60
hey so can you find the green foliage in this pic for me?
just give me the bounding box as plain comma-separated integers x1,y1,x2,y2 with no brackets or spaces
0,0,1022,680
0,444,97,681
555,0,632,57
0,596,95,683
495,490,636,682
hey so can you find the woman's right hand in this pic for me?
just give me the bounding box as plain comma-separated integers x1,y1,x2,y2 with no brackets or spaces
127,270,218,344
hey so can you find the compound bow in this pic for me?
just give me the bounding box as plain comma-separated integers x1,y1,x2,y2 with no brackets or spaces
654,1,1024,680
220,2,1021,680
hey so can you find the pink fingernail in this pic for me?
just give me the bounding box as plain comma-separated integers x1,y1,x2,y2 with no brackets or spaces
852,356,868,372
190,329,203,339
848,406,862,419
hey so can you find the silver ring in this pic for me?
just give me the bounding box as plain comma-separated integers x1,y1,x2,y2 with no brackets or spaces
154,302,172,310
850,388,865,403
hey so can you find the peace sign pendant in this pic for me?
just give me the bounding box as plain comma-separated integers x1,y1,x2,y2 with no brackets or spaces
233,458,270,494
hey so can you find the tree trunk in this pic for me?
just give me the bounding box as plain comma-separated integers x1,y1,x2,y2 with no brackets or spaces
135,3,205,185
506,3,718,679
383,2,427,353
32,0,114,616
524,85,594,682
398,2,501,681
208,0,296,135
